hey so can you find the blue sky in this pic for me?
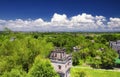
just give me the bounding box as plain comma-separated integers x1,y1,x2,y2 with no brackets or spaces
0,0,120,32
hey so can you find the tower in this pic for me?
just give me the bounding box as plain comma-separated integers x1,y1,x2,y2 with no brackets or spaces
50,48,72,77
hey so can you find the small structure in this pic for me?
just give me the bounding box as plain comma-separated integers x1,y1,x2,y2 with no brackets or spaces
73,46,80,52
10,37,16,41
50,48,72,77
110,40,120,58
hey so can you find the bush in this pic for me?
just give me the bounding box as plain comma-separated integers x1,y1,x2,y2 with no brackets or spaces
75,71,87,77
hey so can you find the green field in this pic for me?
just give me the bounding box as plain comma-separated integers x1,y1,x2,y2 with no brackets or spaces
71,67,120,77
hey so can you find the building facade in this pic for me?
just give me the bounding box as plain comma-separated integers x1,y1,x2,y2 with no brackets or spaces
50,48,72,77
110,40,120,58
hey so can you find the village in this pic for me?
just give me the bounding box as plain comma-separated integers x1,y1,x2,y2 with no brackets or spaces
49,40,120,77
0,32,120,77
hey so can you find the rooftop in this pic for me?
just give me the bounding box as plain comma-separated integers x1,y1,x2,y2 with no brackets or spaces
50,48,72,63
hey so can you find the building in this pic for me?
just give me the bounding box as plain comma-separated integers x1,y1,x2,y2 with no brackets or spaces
10,37,16,41
73,46,80,52
110,40,120,58
50,48,72,77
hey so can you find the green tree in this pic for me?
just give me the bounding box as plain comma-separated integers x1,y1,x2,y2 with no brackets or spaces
28,56,59,77
1,67,26,77
72,52,80,65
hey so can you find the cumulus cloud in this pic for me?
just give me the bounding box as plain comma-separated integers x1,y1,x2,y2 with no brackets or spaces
0,13,120,32
107,18,120,31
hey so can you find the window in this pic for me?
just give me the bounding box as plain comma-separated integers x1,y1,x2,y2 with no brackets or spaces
118,50,120,54
55,53,57,57
58,65,61,70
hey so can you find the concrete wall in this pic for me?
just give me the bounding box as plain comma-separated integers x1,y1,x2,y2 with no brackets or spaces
51,59,72,77
51,60,72,74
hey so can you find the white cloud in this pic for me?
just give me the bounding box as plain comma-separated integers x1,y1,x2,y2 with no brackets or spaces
108,18,120,28
0,13,120,32
71,13,94,23
51,13,68,22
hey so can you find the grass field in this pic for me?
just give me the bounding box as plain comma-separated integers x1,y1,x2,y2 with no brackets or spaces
71,67,120,77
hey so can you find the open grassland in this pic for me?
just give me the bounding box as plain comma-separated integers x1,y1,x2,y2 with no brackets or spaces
71,67,120,77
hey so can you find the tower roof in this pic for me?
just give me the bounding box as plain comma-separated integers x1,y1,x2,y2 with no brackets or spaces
50,48,72,63
52,47,66,53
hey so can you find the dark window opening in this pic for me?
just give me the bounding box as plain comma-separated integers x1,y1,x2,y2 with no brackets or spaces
58,65,61,70
55,53,57,57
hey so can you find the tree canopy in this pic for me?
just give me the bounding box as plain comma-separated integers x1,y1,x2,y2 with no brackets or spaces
0,32,119,76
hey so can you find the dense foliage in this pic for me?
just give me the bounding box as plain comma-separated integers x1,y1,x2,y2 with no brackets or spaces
28,56,59,77
0,31,120,76
0,32,58,77
46,33,119,69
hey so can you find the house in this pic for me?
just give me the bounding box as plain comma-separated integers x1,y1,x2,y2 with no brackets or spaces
50,48,72,77
10,37,16,41
110,40,120,58
73,46,80,52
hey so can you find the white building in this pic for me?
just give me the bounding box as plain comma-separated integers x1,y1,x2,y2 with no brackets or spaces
110,40,120,58
50,48,72,77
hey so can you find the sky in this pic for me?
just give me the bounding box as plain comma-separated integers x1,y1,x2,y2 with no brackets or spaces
0,0,120,32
